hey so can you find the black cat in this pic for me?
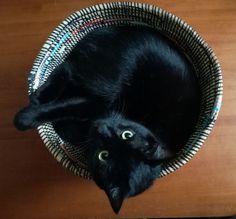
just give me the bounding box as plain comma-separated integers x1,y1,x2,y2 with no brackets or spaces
14,26,200,213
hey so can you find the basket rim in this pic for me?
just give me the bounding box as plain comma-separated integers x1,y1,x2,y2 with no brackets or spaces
28,2,223,179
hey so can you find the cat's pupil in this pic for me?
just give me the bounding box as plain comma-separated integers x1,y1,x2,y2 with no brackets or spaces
98,150,109,162
121,130,134,140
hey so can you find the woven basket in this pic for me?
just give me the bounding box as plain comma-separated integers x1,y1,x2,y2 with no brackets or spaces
28,2,223,179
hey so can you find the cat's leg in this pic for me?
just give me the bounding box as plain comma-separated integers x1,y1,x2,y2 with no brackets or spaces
14,97,96,130
30,64,70,105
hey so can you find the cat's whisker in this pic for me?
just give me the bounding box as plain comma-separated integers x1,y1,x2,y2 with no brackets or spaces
75,136,92,146
78,138,91,145
113,110,121,121
120,97,126,116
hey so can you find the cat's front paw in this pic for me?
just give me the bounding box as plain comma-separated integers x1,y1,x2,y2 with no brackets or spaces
140,141,173,161
29,93,41,105
13,105,39,130
152,145,174,160
142,143,159,160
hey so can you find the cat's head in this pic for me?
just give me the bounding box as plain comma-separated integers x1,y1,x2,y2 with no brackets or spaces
87,112,170,213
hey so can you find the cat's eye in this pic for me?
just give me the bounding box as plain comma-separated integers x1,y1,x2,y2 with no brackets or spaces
98,150,109,162
121,130,134,140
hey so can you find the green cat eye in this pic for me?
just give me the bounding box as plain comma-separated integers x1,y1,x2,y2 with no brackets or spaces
121,130,134,140
98,150,109,162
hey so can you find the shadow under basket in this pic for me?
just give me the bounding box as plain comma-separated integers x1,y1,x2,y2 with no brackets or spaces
28,2,223,179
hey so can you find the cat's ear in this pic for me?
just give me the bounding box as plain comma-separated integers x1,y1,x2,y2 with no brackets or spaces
105,187,124,214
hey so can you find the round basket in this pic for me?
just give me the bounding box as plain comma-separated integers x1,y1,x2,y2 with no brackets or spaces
28,2,223,179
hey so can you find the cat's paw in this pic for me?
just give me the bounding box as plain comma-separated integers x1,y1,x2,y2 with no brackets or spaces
151,145,174,160
139,141,173,161
142,143,159,160
29,93,41,105
13,105,39,131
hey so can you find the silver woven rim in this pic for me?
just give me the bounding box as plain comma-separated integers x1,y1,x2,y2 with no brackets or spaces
28,2,223,179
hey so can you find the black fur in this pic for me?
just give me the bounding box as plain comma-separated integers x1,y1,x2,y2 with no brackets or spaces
14,26,200,213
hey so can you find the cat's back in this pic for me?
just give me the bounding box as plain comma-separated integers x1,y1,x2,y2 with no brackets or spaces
69,26,190,75
65,26,197,100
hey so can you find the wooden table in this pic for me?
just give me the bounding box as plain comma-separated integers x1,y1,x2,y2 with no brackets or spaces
0,0,235,218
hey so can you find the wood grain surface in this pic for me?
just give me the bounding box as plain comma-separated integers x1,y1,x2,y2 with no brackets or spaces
0,0,236,218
